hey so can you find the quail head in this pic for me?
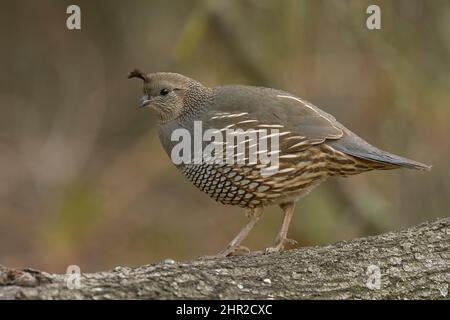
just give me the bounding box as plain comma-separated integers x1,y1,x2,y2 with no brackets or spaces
128,69,430,257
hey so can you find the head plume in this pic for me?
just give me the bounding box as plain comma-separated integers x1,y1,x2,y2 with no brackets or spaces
128,69,149,82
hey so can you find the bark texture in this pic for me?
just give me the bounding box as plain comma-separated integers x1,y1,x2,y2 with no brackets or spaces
0,218,449,300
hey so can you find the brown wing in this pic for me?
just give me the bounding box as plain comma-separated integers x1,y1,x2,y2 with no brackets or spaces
204,85,343,153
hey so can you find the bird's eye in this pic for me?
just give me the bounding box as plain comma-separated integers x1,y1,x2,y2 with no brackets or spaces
160,88,170,96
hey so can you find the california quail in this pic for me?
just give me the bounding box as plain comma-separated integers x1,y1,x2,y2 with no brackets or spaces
128,70,431,257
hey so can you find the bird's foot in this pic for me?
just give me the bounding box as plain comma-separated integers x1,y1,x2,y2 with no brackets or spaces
264,238,298,254
199,245,251,260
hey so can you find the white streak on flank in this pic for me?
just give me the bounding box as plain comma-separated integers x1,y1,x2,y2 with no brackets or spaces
276,94,319,114
279,131,290,137
275,94,343,139
219,124,236,131
212,112,249,119
284,135,305,140
321,144,338,154
257,124,284,128
212,116,229,119
211,112,248,120
237,119,259,124
225,112,248,118
288,140,311,149
276,167,296,174
239,138,256,144
210,112,230,119
259,132,280,139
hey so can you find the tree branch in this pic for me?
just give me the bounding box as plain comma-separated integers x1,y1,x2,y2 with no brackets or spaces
1,218,449,299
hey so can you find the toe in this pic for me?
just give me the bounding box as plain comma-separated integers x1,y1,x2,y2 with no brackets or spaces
285,238,298,246
198,253,226,260
201,245,252,259
264,238,298,254
229,245,251,256
264,245,283,254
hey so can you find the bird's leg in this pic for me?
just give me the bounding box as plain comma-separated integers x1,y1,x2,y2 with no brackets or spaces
265,202,298,253
218,207,264,256
203,207,263,259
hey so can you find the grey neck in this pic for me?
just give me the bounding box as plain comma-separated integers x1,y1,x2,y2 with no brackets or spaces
176,84,214,125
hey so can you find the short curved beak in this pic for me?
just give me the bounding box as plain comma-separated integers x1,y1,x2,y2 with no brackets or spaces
139,95,151,108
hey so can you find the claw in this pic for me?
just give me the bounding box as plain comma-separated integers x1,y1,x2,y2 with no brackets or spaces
285,238,298,246
264,238,298,254
200,207,263,260
199,245,251,260
229,245,251,256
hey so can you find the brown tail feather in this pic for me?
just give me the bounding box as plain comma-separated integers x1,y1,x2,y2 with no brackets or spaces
323,144,431,177
326,129,432,172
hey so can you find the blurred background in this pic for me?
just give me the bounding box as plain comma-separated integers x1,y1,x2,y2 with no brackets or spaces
0,0,449,273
